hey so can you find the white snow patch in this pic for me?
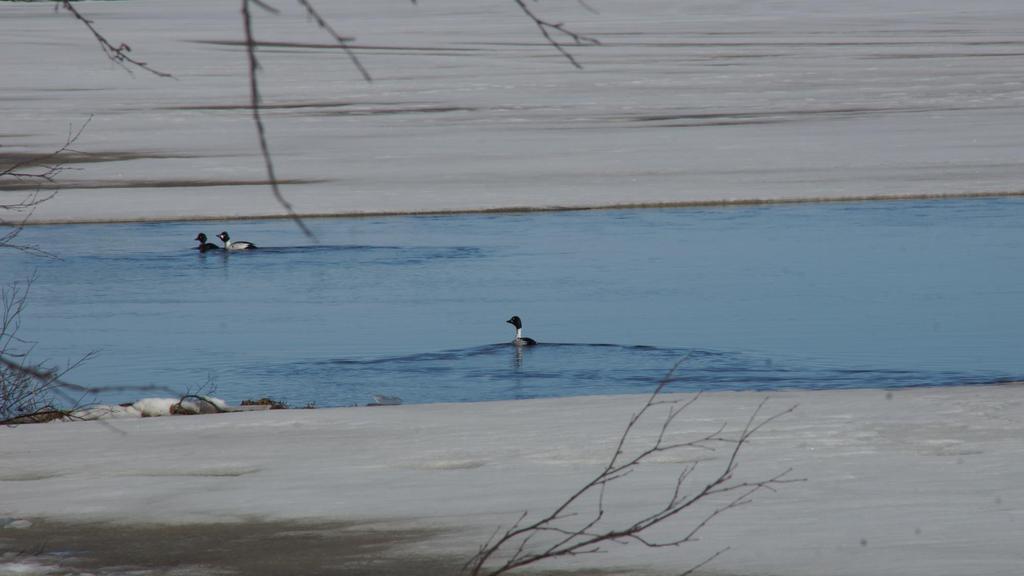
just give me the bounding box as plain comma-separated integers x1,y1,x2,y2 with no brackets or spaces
2,520,32,530
0,559,58,576
120,396,228,418
131,398,181,417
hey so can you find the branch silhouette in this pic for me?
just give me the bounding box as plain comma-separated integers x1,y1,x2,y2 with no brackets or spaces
465,358,801,576
512,0,600,69
58,1,598,237
1,117,93,258
58,1,173,78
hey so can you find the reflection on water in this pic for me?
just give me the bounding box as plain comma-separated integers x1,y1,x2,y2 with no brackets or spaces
6,198,1024,406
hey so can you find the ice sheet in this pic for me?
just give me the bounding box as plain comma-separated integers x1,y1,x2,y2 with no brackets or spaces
3,0,1024,223
2,385,1023,575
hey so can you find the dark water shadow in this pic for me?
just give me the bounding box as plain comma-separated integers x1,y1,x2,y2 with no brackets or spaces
242,343,1008,407
67,244,484,266
248,244,484,265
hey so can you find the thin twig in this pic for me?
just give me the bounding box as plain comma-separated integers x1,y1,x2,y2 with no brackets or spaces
465,356,800,576
679,546,730,576
0,356,174,398
1,117,91,183
295,0,372,82
576,0,600,16
0,207,59,259
511,0,600,69
1,118,92,257
58,1,173,78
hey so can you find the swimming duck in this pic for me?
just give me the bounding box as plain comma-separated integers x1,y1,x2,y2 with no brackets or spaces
194,233,221,253
506,315,537,346
216,231,258,250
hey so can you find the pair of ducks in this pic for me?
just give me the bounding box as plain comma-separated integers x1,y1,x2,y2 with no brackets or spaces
194,231,257,252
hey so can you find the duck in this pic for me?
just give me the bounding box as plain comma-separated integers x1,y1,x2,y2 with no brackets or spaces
216,231,258,250
506,315,537,346
194,233,221,253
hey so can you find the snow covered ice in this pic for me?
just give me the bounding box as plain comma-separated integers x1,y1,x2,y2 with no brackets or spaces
4,387,1024,575
3,0,1024,222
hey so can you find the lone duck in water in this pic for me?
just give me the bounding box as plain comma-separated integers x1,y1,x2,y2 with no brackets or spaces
506,315,537,346
194,233,221,253
216,231,257,250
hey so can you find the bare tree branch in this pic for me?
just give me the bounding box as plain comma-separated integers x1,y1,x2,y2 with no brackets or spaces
0,355,174,399
576,0,600,16
240,0,383,238
0,277,92,425
57,1,173,78
1,117,91,186
57,0,317,238
511,0,600,69
0,125,188,427
250,0,282,15
295,0,373,82
59,0,597,239
241,0,316,239
678,545,730,576
0,205,58,259
1,118,92,258
464,358,802,576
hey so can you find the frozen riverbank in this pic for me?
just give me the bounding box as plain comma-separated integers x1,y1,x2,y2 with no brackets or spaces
4,0,1024,223
3,384,1023,575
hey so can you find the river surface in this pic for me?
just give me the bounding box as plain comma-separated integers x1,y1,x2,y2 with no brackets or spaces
8,197,1024,407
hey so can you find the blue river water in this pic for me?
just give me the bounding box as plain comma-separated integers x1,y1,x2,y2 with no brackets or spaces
6,198,1024,407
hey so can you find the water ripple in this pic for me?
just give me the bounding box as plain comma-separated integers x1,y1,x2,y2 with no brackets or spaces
240,343,1009,407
